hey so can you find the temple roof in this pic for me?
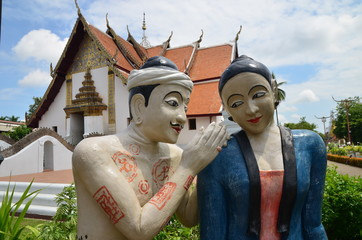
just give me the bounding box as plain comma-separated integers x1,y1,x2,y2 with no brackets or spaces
187,81,222,116
27,10,236,128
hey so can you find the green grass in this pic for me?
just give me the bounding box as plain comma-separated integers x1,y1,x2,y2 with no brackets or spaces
18,218,48,228
16,217,49,238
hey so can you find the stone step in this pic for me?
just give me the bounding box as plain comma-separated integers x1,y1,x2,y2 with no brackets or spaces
0,181,69,194
0,191,57,207
0,181,71,217
0,202,58,216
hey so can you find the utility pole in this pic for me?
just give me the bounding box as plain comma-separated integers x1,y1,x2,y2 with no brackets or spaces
315,115,330,143
332,97,354,144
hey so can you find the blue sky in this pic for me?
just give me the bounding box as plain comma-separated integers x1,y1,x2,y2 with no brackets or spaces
1,0,361,133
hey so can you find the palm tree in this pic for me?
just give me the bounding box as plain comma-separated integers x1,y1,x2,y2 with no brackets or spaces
272,72,286,126
0,115,20,122
8,115,20,122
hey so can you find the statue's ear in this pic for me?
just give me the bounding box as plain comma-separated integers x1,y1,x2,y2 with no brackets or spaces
131,94,146,125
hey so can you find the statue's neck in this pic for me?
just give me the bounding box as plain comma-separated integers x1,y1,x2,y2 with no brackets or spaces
126,122,159,152
245,123,280,147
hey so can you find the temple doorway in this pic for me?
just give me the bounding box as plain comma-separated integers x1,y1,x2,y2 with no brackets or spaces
43,141,54,171
70,113,84,145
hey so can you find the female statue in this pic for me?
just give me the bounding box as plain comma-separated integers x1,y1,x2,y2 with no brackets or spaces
198,55,327,240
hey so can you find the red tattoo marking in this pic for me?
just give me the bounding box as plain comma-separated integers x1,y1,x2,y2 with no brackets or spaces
152,158,174,188
138,180,150,195
149,182,177,210
183,175,195,191
112,151,138,182
128,144,140,155
93,186,125,224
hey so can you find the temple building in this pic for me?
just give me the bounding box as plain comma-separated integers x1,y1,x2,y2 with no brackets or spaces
27,7,240,145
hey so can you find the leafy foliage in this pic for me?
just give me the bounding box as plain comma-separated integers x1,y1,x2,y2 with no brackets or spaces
2,125,32,141
153,215,199,240
322,166,362,240
333,96,362,144
284,116,317,131
0,116,20,122
0,181,40,240
27,97,42,119
24,184,78,240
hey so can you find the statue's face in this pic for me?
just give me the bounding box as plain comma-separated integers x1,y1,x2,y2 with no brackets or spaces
141,84,191,143
221,72,275,135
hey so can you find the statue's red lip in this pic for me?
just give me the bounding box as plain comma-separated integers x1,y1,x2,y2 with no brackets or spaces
170,123,183,134
172,126,182,134
247,116,262,123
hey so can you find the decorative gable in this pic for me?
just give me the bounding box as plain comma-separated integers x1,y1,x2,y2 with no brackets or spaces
69,35,109,74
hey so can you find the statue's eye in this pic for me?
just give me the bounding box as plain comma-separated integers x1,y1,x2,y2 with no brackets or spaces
166,100,179,107
231,101,243,108
253,92,266,99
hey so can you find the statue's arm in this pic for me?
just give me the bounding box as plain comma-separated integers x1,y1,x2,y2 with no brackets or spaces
73,123,228,240
197,157,227,239
301,132,328,239
175,179,198,227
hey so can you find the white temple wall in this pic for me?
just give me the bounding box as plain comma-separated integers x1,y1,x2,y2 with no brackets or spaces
84,116,104,136
115,76,130,133
0,136,73,177
177,116,222,145
38,83,67,137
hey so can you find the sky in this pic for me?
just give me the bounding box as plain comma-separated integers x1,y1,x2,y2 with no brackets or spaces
0,0,361,133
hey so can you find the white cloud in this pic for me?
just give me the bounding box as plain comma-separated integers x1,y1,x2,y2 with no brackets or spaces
12,29,68,64
18,69,52,87
0,88,24,100
294,89,319,103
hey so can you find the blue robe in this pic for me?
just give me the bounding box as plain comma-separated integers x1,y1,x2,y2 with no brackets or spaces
198,129,328,240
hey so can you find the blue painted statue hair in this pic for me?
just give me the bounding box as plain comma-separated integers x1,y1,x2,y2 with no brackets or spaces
218,55,272,95
128,56,178,119
140,56,178,70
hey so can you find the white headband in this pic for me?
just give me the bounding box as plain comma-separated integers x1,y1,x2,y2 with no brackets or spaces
127,67,193,91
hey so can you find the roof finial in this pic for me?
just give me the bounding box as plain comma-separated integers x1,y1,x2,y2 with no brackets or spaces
142,12,147,31
140,12,151,48
106,13,110,28
75,0,81,16
197,29,204,44
50,63,54,78
235,25,242,41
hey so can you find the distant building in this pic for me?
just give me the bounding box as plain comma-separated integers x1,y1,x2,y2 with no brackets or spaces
27,8,240,145
0,120,25,134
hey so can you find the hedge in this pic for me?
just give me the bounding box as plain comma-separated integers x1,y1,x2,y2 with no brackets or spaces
327,154,362,168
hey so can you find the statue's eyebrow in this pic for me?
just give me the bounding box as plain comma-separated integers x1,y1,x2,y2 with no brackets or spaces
248,85,268,95
227,94,243,104
163,91,183,102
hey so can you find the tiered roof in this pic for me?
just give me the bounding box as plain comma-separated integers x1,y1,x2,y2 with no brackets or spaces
27,8,239,128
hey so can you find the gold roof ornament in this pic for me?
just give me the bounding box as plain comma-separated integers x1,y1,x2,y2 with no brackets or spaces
140,13,151,48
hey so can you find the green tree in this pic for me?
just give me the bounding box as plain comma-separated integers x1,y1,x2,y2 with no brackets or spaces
27,97,42,118
284,117,317,131
2,125,32,141
0,115,20,122
333,96,362,144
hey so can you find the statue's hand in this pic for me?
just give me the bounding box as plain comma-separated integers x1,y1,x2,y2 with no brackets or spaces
181,122,229,175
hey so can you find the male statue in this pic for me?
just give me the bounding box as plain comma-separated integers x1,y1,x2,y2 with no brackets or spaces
73,56,228,240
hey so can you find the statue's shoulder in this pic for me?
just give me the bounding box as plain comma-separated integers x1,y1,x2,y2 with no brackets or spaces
290,129,325,149
75,135,121,152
